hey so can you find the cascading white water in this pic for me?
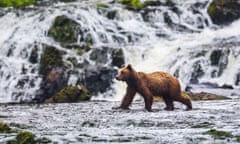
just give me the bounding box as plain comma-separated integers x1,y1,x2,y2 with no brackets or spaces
0,0,240,102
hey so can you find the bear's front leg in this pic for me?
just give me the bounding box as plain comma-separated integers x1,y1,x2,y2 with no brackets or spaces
114,86,136,110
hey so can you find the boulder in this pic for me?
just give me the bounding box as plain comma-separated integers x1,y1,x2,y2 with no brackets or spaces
207,0,240,25
45,84,90,103
48,15,79,44
83,65,117,95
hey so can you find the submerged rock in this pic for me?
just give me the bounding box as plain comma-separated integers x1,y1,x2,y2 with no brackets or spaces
207,0,240,25
45,84,90,103
188,92,230,101
154,92,230,102
0,122,13,133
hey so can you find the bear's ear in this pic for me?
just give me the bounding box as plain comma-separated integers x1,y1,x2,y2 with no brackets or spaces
127,64,132,71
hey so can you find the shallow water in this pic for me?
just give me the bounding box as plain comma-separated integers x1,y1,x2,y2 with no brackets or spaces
0,99,240,143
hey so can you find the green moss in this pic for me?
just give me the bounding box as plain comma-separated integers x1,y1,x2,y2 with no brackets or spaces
165,0,173,6
97,3,108,8
39,45,65,75
0,122,13,133
45,84,90,103
206,129,233,139
16,131,35,144
207,4,216,16
0,0,35,8
119,0,144,10
48,15,78,44
236,135,240,142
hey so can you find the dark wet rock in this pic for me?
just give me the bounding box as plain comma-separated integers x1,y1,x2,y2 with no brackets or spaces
209,49,229,77
39,45,66,75
235,73,240,86
111,48,125,68
90,47,124,67
190,60,204,84
82,65,117,95
210,50,222,66
188,92,230,101
35,68,68,103
90,48,109,64
45,84,90,103
36,45,68,102
220,84,234,89
29,44,39,64
207,0,240,25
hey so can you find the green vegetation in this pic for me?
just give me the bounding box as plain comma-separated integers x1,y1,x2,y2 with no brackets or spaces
236,135,240,142
48,15,79,44
119,0,144,10
39,45,65,75
16,131,35,144
45,84,90,103
0,122,14,133
206,129,233,139
0,0,35,8
97,3,109,9
6,131,53,144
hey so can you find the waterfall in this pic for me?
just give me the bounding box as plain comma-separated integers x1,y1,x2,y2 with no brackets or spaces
0,0,240,103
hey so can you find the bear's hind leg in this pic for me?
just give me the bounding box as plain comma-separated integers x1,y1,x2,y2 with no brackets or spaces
163,96,174,111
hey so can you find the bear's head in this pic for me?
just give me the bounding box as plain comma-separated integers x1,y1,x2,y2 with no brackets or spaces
116,64,134,81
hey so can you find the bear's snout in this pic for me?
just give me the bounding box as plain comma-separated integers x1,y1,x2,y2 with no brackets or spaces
116,75,120,81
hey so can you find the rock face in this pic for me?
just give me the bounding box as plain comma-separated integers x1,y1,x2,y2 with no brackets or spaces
34,15,125,102
83,65,117,95
45,84,90,103
33,45,68,103
207,0,240,25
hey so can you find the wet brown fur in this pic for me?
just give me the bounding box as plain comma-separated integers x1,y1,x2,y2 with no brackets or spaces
115,64,192,111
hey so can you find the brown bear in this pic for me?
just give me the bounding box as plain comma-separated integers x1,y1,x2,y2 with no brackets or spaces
114,64,192,112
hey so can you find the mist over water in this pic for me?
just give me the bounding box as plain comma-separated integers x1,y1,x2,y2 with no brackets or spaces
0,0,240,102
